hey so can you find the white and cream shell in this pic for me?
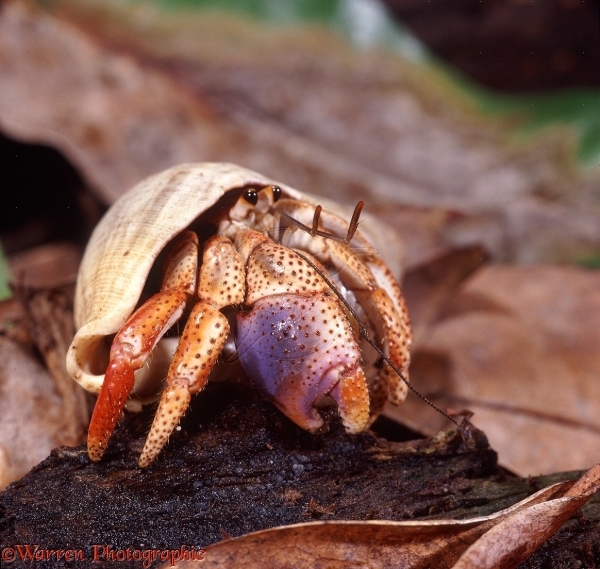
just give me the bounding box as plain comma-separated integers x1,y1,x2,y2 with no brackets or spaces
66,163,404,410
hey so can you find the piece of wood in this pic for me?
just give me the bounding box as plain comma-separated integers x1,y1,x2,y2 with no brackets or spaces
0,384,598,568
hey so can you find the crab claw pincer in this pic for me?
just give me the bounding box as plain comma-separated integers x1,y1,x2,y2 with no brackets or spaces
237,293,370,434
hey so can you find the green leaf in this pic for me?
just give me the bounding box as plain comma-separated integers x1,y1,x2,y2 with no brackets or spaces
0,241,11,301
471,86,600,165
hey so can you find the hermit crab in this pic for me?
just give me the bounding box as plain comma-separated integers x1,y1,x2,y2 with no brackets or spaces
66,163,412,467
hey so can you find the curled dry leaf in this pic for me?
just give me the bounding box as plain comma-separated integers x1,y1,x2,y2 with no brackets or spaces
454,463,600,569
23,289,90,444
167,464,600,569
400,244,489,346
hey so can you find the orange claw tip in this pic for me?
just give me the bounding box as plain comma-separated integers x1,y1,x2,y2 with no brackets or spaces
87,402,117,462
329,366,370,435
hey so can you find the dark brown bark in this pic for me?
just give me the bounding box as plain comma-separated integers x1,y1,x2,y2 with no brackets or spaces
1,383,598,568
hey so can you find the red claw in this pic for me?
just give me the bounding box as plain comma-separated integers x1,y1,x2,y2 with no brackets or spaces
87,346,136,462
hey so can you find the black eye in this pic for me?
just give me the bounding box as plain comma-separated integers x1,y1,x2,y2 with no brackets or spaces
271,185,282,202
243,188,258,205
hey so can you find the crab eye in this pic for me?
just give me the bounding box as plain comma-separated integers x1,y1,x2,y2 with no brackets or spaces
271,185,282,202
243,188,259,205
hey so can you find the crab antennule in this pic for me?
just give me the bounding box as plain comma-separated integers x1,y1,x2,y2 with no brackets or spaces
138,235,246,466
345,201,364,244
311,205,322,236
87,232,199,462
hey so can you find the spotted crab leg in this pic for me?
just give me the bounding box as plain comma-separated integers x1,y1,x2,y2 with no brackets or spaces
365,258,412,404
138,235,245,467
87,232,198,462
322,244,412,409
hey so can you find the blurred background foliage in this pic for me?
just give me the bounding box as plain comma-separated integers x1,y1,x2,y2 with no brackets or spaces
138,0,600,164
0,243,10,301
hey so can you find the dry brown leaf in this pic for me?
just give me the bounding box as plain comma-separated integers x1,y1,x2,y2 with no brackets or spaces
0,0,240,205
22,289,90,444
0,286,89,489
0,337,67,488
392,264,600,475
401,245,489,345
165,464,599,569
374,206,469,270
454,463,600,569
7,242,81,289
